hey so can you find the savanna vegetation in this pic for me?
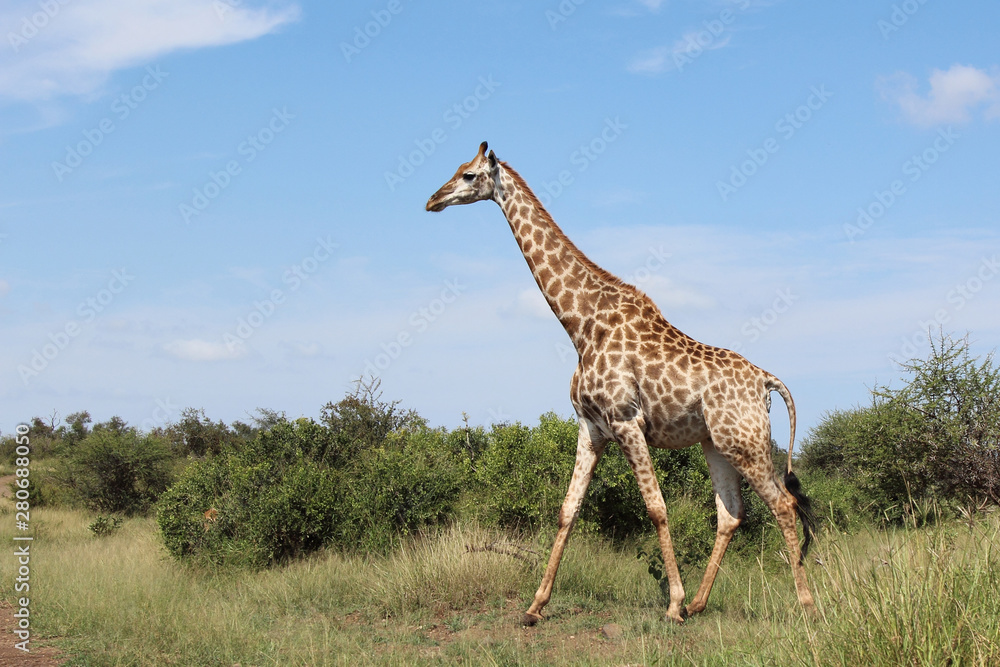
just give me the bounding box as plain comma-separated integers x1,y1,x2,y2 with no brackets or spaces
2,332,999,665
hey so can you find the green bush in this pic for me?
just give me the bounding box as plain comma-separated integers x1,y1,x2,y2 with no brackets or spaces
473,412,721,548
88,515,123,537
61,421,173,515
800,333,1000,521
591,443,714,540
473,415,575,530
797,469,870,533
335,442,465,552
165,407,242,457
157,398,466,567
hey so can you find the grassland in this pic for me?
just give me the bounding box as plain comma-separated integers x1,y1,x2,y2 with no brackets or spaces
3,502,1000,666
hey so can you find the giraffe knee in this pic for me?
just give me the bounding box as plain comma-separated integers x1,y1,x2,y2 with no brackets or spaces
717,509,742,534
646,504,668,527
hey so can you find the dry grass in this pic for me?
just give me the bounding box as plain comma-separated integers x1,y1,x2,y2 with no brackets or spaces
2,503,999,665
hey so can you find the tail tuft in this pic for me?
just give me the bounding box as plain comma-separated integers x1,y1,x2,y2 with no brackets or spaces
784,471,814,564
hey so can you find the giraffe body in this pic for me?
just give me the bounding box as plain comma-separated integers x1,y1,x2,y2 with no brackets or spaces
427,142,815,624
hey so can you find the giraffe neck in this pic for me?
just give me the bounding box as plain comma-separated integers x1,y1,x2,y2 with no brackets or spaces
493,162,625,353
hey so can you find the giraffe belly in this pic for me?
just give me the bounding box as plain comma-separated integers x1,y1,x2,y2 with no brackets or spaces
642,411,711,451
570,367,710,449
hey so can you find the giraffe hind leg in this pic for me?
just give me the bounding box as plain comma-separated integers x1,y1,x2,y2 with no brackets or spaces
703,395,816,613
685,439,744,617
739,451,817,611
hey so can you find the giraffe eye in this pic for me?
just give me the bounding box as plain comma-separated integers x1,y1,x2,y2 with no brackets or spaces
463,172,476,182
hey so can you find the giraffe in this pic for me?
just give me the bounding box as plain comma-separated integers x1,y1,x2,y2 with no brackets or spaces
426,142,815,625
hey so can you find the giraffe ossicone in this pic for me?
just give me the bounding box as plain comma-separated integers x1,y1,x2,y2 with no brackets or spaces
426,141,816,625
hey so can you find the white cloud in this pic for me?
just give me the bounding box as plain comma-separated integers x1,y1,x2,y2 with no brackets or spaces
282,341,323,358
627,30,732,74
506,288,553,320
637,0,667,11
608,0,667,18
1,0,300,101
638,275,716,310
164,338,247,362
627,46,671,74
879,64,1000,127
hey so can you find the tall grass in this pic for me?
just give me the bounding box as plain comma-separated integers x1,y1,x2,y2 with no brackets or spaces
799,517,1000,665
2,505,999,665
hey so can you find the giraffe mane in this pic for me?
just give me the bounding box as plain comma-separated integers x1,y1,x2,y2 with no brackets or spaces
499,160,657,307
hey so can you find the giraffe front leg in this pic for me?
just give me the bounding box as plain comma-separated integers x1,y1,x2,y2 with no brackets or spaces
523,420,605,626
614,420,687,623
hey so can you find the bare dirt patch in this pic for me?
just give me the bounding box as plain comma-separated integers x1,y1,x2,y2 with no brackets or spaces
0,604,65,666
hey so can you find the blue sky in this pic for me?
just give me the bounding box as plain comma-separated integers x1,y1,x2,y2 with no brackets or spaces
1,1,998,444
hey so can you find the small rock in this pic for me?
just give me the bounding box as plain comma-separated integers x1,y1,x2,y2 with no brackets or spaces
601,623,623,640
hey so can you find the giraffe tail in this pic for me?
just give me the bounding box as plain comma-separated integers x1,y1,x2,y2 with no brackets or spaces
783,470,814,562
764,375,797,475
765,374,814,562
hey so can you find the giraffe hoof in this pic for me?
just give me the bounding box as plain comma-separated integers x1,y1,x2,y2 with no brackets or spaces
522,612,543,627
666,611,686,624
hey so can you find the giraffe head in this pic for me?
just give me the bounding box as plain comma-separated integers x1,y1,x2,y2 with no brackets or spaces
426,141,504,212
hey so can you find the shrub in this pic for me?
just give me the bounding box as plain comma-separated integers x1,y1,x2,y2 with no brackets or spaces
157,396,466,567
335,441,465,552
89,515,123,537
165,407,242,457
799,333,1000,520
590,443,714,540
473,415,576,531
62,421,173,515
473,412,720,544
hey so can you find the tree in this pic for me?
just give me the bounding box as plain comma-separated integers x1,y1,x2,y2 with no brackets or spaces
61,411,92,447
167,408,239,457
888,333,1000,506
63,418,174,515
800,332,1000,518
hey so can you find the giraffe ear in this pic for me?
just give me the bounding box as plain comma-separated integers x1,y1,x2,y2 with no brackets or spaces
487,150,504,201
